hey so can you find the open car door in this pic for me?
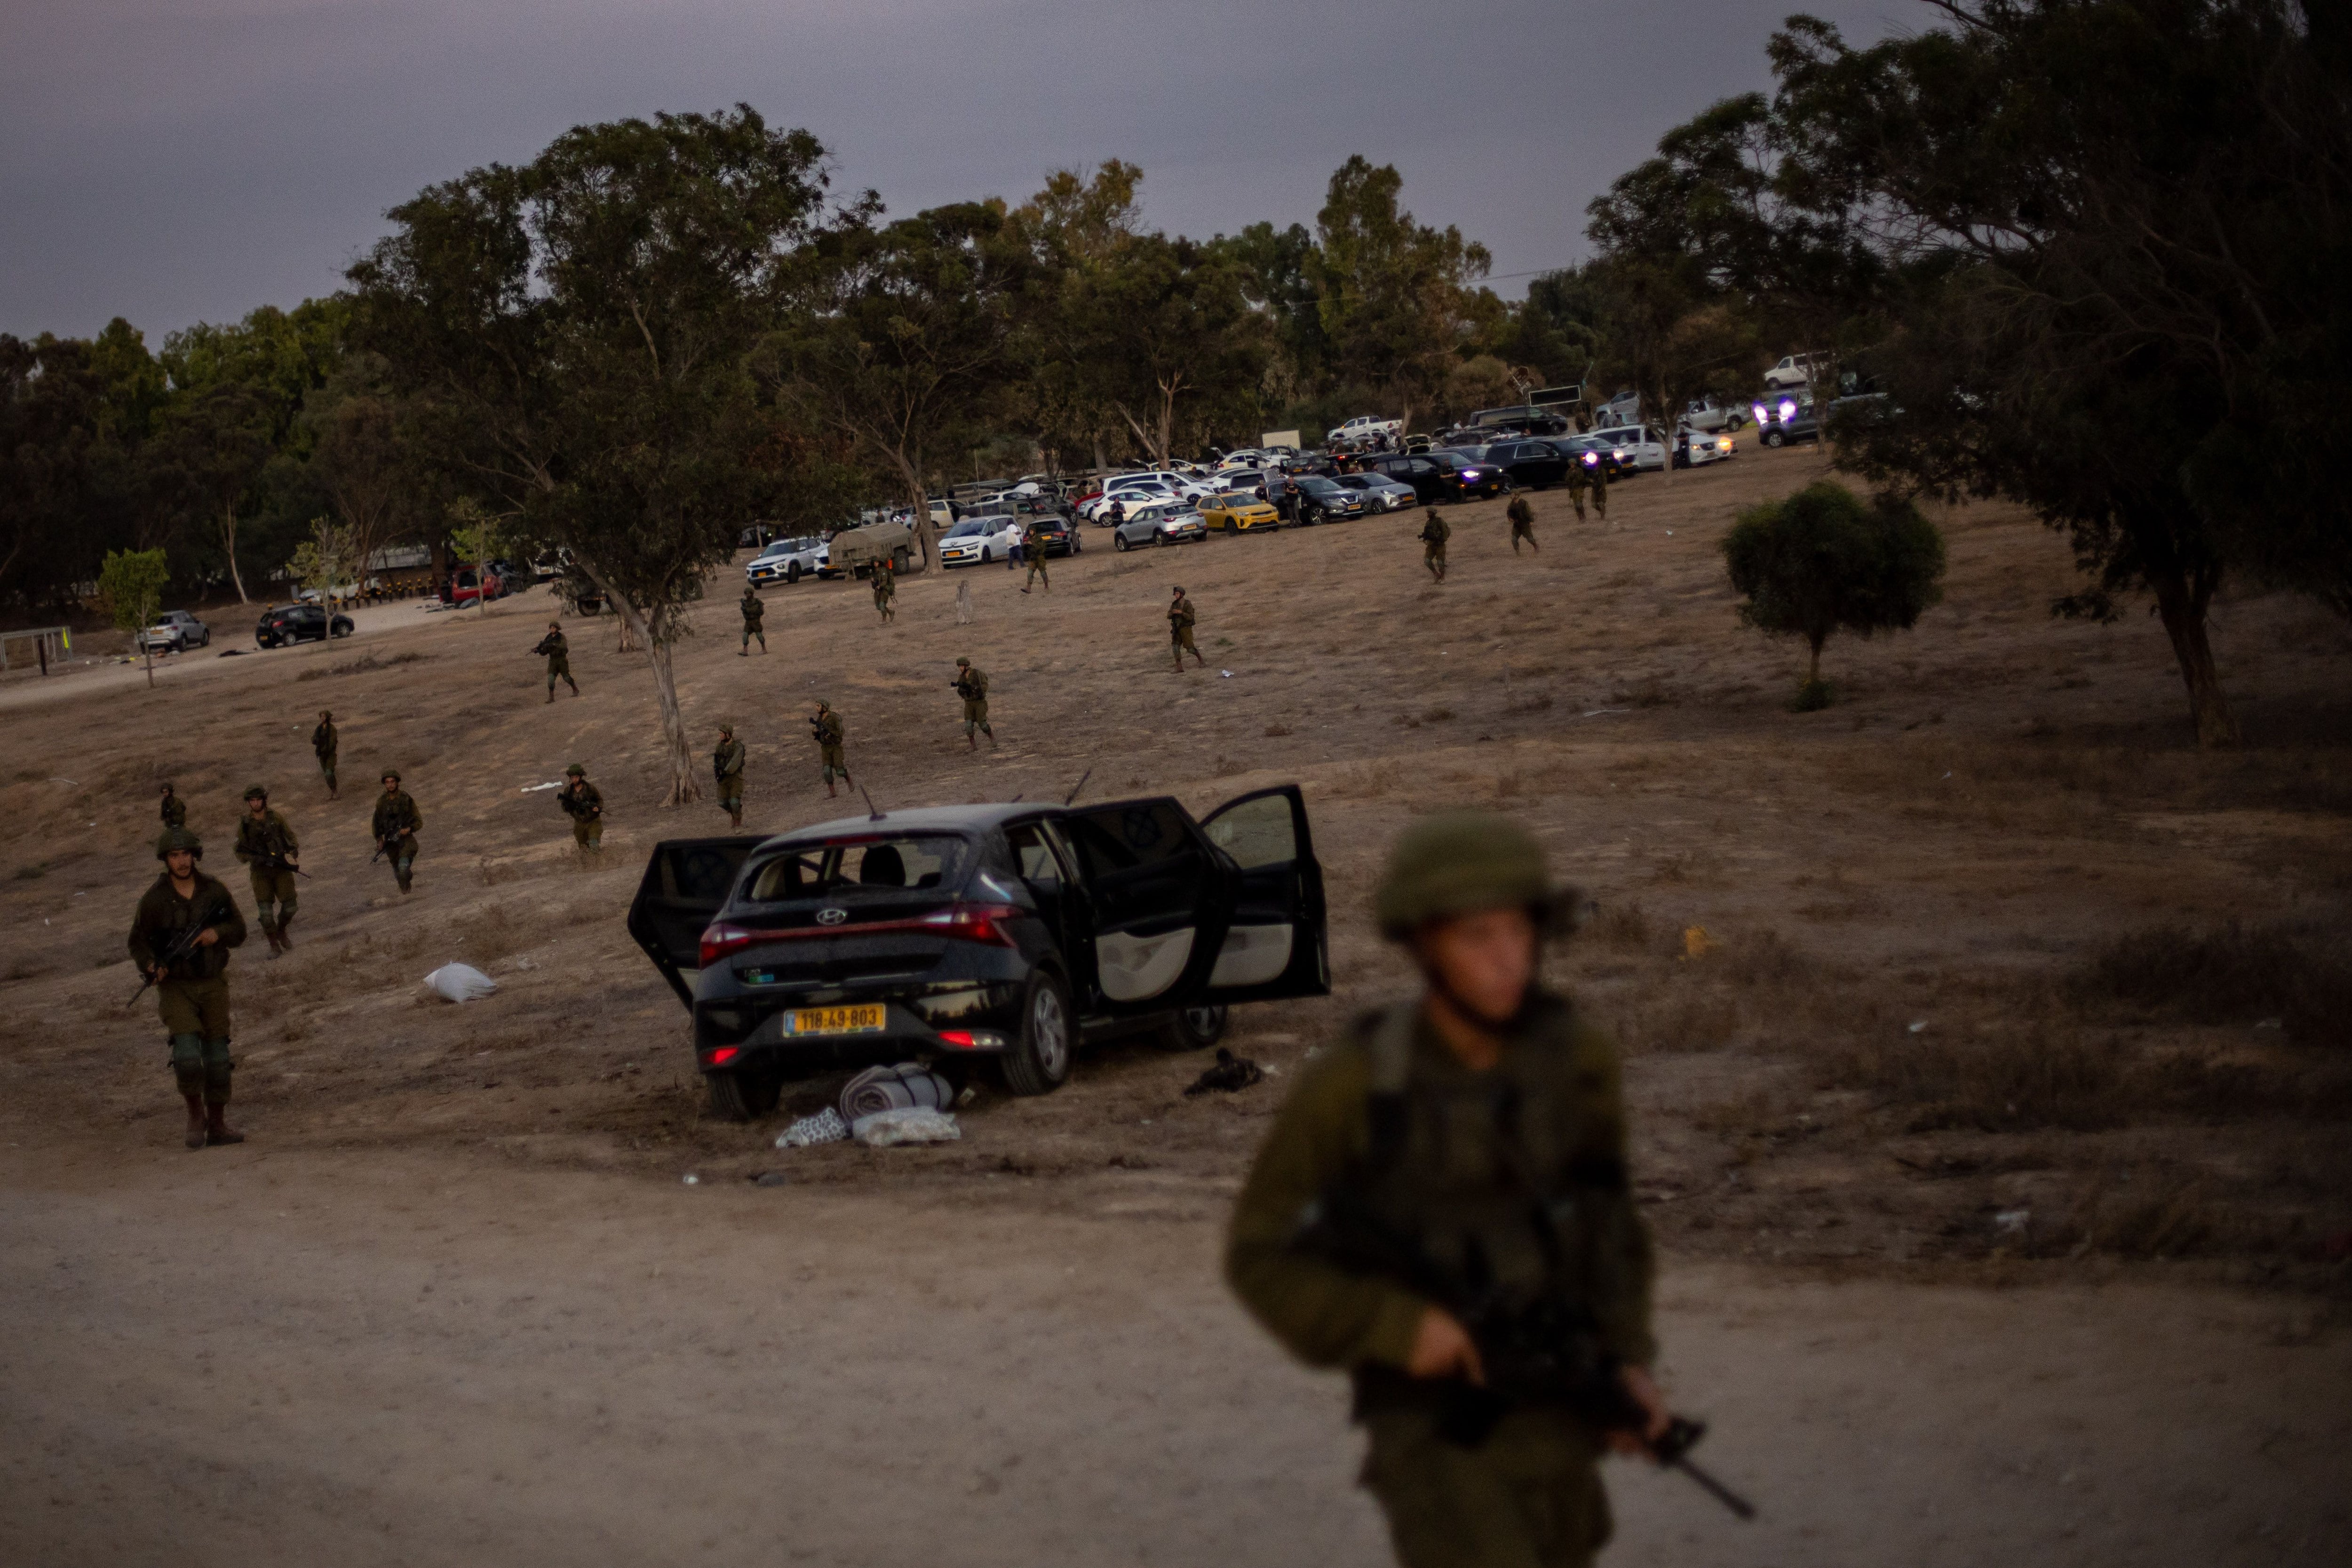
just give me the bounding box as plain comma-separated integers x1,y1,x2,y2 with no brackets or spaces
1192,784,1329,1004
627,836,766,1009
1057,797,1234,1016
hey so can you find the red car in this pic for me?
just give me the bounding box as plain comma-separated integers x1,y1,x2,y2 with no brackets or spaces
442,568,508,606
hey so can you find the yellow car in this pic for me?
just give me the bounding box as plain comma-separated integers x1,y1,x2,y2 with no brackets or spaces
1201,492,1280,533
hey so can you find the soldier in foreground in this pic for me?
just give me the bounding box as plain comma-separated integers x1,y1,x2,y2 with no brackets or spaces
1564,460,1589,522
1226,812,1668,1568
372,770,422,893
232,784,301,955
714,722,747,827
1419,507,1451,583
1021,521,1050,594
312,708,339,798
1169,585,1205,673
559,763,604,852
872,559,897,623
1589,461,1609,525
159,781,186,830
810,700,850,798
1507,493,1539,555
533,621,580,701
953,657,994,749
129,828,249,1149
739,586,767,655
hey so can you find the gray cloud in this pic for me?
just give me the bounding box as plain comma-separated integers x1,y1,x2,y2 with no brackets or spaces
0,0,1910,339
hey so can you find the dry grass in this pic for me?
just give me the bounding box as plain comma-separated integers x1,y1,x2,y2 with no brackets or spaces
295,649,430,683
2076,922,2352,1044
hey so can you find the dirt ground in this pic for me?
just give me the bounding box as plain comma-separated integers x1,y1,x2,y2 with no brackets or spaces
3,441,2348,1564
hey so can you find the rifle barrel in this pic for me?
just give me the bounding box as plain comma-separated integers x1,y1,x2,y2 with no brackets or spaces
1669,1456,1757,1521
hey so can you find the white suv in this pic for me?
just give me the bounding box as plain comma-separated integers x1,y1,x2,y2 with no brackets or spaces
1585,424,1669,472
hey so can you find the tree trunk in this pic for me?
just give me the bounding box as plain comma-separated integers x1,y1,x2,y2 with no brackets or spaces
1806,638,1822,687
601,582,699,806
1091,430,1107,478
221,504,248,602
889,449,937,569
2149,561,2240,748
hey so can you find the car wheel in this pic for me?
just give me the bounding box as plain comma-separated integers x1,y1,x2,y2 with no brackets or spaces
979,549,992,565
785,563,800,584
1113,532,1131,552
999,969,1073,1096
1764,430,1785,448
1153,1003,1228,1053
704,1064,781,1122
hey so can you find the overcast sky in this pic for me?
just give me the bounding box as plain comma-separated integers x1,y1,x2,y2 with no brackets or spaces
0,0,1912,342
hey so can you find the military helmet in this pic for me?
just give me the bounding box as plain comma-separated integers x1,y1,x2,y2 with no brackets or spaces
955,656,970,667
160,781,176,794
243,783,268,802
1373,810,1578,941
718,721,735,735
156,827,203,860
564,763,586,778
381,769,401,783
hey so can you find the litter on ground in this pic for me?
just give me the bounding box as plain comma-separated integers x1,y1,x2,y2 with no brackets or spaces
776,1108,849,1148
423,963,498,1003
1184,1047,1265,1096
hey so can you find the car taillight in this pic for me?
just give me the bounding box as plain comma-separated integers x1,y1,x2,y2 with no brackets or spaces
707,1046,740,1066
699,922,755,966
919,904,1021,946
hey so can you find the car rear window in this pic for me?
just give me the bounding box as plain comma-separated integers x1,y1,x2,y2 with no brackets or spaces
745,834,972,902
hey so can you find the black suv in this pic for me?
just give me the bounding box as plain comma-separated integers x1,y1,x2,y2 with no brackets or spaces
629,786,1329,1117
1361,451,1510,504
255,603,355,647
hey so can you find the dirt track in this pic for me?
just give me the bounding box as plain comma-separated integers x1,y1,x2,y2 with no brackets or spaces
3,442,2348,1563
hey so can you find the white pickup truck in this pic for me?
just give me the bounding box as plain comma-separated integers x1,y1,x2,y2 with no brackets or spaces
1329,414,1402,445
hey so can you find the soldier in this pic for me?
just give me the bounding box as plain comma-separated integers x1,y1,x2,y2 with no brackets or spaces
1021,521,1051,595
1565,459,1590,523
872,559,897,623
1507,493,1539,555
810,700,851,797
371,769,422,894
128,828,250,1149
1419,507,1451,583
739,586,767,656
1589,459,1610,525
1225,812,1668,1568
312,708,339,798
952,657,994,749
559,763,604,852
1169,585,1206,673
159,782,187,830
533,621,580,701
714,722,747,827
232,784,301,956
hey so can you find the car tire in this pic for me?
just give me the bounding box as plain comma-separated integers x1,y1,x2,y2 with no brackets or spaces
1764,430,1785,448
1153,1003,1228,1053
979,549,992,565
785,563,800,585
1113,533,1131,552
999,969,1073,1097
705,1064,781,1122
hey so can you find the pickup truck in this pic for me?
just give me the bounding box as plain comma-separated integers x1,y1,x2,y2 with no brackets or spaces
1329,414,1403,445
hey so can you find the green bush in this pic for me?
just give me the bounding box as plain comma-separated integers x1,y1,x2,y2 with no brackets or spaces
1720,481,1946,705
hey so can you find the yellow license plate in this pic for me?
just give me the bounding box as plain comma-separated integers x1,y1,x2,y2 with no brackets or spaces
787,1004,886,1036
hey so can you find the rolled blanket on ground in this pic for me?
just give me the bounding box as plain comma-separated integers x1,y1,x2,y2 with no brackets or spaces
852,1107,961,1147
840,1062,954,1122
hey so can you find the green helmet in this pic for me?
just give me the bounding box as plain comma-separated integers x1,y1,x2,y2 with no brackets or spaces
1373,810,1577,941
156,827,203,860
564,763,586,778
243,783,268,802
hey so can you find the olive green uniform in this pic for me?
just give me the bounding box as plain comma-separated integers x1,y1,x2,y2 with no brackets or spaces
714,736,747,819
740,591,766,653
813,709,849,784
127,870,249,1105
1226,995,1654,1568
232,808,301,937
1588,465,1608,522
533,629,579,698
560,778,604,849
372,788,423,891
954,665,993,741
872,566,897,623
1564,462,1589,522
1169,594,1204,671
1507,495,1538,555
1022,525,1050,592
1420,511,1451,582
159,792,187,830
311,718,339,795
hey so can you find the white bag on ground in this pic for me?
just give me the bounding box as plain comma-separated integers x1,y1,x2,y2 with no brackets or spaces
839,1062,954,1122
851,1107,961,1147
776,1108,850,1148
423,963,498,1003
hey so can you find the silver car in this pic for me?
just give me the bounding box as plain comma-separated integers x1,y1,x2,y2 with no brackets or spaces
1112,508,1208,550
1333,473,1416,513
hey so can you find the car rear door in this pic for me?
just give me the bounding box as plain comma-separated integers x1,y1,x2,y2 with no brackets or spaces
628,837,767,1008
1188,785,1329,1004
1054,797,1234,1015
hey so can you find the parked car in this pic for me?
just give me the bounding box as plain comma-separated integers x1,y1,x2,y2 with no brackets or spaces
1464,405,1572,438
747,535,827,585
1477,440,1575,490
1332,472,1419,512
1292,475,1367,523
1330,414,1402,445
1750,394,1821,448
1023,515,1083,557
1359,451,1509,504
1590,390,1643,427
140,610,210,652
1112,508,1207,550
1584,424,1670,473
254,603,354,648
627,787,1330,1114
938,517,1024,567
1201,492,1281,533
1669,428,1728,469
441,568,508,606
1679,398,1748,433
1763,353,1821,390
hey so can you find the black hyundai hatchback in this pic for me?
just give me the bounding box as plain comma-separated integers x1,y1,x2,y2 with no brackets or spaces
628,786,1328,1118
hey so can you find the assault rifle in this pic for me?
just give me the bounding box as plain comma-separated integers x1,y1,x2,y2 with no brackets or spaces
369,832,408,865
1302,1193,1756,1520
246,848,311,880
126,895,228,1011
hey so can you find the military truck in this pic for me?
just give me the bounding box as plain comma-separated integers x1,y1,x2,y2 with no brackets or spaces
821,519,918,579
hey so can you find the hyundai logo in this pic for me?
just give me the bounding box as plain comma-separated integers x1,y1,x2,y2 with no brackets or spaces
816,907,848,926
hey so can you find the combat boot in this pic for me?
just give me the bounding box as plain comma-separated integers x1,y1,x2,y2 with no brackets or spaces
205,1105,244,1147
263,928,284,957
276,921,294,952
182,1093,207,1150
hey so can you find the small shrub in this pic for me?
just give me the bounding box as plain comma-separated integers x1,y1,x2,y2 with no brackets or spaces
2079,922,2352,1043
1722,481,1946,705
